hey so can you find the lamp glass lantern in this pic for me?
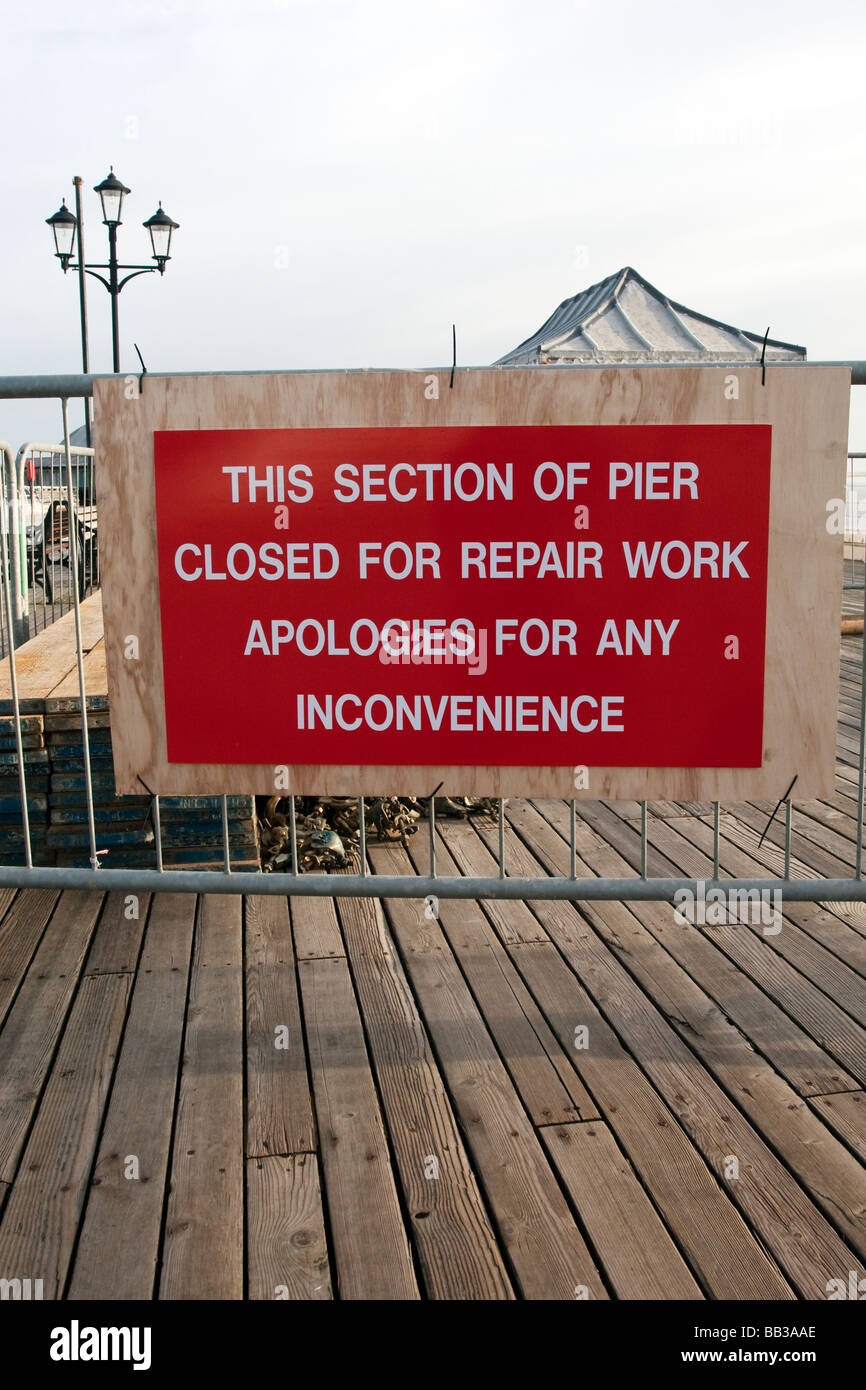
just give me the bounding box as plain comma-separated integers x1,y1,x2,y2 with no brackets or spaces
93,168,130,226
143,203,179,272
46,200,77,270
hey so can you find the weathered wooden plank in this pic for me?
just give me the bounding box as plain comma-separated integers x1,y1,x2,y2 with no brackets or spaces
51,772,117,791
49,792,147,809
712,800,866,970
0,797,48,815
290,893,345,959
510,805,866,1264
437,822,548,945
0,892,104,1181
499,803,866,1287
245,895,316,1157
44,712,111,732
83,891,151,977
44,640,108,712
540,1122,703,1300
52,805,154,824
46,825,152,849
724,799,853,880
730,798,858,880
542,804,859,1099
299,955,419,1300
47,725,112,747
0,733,44,751
0,972,131,1298
413,823,598,1124
0,889,59,1028
369,839,609,1300
0,886,22,922
0,748,49,767
562,799,866,1078
246,1154,332,1300
159,896,244,1300
0,715,43,735
654,806,866,995
0,596,104,712
67,894,195,1300
0,777,50,797
809,1091,866,1163
335,889,515,1299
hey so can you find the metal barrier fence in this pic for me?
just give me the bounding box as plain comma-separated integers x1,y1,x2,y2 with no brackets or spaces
1,436,98,652
845,451,866,584
1,365,866,902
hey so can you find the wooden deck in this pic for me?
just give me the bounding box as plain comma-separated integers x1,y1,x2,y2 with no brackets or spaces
0,643,865,1299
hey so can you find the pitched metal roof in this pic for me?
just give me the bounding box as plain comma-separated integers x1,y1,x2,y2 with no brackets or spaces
494,266,806,366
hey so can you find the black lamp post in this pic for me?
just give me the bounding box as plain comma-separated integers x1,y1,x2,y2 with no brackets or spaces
46,167,179,374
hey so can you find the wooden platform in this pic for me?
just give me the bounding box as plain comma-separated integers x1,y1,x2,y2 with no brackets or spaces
0,648,865,1298
0,596,260,869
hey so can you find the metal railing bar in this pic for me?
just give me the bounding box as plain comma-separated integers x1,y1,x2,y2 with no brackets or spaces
289,795,298,876
358,796,367,876
640,800,648,879
32,477,46,636
428,796,436,876
153,796,163,872
1,361,866,399
784,799,792,879
221,794,231,873
61,400,100,871
713,801,720,879
2,866,866,900
498,797,506,878
570,799,577,878
0,443,32,866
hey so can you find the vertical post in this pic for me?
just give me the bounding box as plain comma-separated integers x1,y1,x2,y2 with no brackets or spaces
72,177,92,446
289,796,299,876
221,794,231,874
0,447,32,867
498,798,506,879
784,799,793,880
7,456,28,649
152,796,163,872
640,800,648,879
61,399,99,870
357,798,366,877
428,796,437,876
108,222,120,373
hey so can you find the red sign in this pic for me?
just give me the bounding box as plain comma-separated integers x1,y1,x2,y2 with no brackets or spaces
153,424,771,767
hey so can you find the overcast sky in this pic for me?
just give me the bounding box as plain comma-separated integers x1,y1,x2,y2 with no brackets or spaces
2,0,865,447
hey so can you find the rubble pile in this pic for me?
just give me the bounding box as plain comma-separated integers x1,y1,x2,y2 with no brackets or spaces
259,794,499,872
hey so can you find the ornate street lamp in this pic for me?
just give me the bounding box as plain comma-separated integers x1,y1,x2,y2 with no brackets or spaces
46,169,179,373
45,200,77,271
143,204,180,274
93,168,130,226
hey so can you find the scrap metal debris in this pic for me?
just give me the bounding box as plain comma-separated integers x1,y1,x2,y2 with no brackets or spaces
258,794,500,872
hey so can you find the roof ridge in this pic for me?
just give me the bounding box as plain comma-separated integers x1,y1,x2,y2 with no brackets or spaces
494,266,806,364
